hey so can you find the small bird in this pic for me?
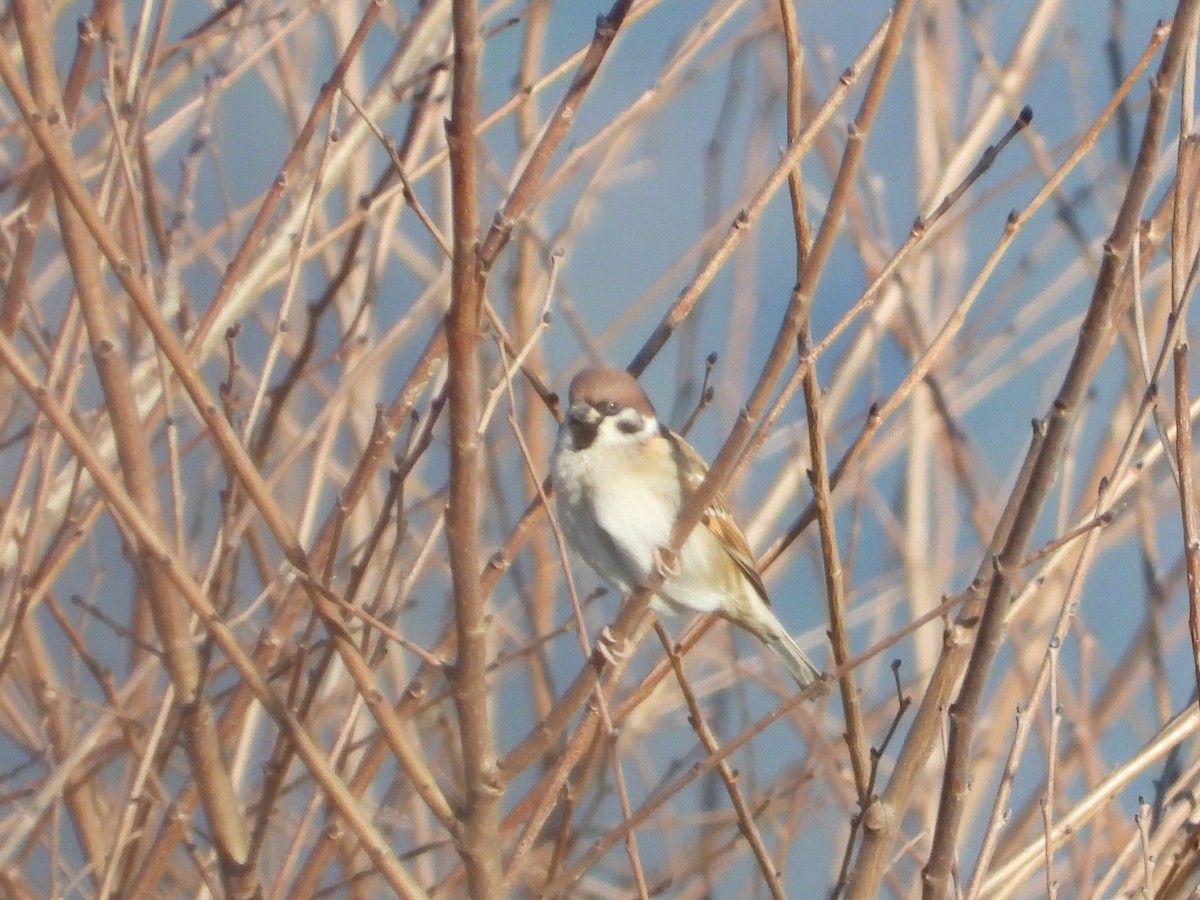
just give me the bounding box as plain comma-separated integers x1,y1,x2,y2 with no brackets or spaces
550,366,822,688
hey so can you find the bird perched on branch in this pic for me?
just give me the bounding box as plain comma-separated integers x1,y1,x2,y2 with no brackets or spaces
551,366,822,688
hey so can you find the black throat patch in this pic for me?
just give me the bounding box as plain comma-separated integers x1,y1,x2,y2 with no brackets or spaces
569,417,599,449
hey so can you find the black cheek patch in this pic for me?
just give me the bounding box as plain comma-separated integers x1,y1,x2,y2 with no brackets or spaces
617,418,642,435
569,418,598,449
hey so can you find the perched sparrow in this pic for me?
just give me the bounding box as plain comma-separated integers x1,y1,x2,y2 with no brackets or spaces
551,366,822,688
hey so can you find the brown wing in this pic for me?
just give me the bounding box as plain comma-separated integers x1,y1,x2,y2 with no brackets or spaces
665,429,771,604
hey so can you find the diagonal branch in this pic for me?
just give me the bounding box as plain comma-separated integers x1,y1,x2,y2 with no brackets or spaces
918,5,1200,897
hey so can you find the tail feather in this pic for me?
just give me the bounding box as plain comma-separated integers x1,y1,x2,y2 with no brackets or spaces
765,631,822,689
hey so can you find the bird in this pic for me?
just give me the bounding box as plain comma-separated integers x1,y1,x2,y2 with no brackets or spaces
550,366,822,688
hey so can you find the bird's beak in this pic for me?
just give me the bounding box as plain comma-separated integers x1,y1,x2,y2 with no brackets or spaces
566,402,601,449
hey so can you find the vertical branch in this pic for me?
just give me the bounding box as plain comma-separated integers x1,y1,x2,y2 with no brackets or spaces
775,0,872,803
1173,49,1200,701
509,0,557,736
1175,341,1200,698
445,0,502,894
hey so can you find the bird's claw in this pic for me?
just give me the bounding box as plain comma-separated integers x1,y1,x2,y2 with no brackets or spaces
597,626,630,666
653,547,681,579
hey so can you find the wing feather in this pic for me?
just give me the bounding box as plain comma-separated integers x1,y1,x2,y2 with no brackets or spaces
664,429,771,604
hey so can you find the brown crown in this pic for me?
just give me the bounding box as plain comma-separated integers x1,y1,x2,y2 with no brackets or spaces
568,367,656,418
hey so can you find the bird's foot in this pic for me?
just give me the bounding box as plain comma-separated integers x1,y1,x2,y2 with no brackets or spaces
652,546,681,579
597,626,631,666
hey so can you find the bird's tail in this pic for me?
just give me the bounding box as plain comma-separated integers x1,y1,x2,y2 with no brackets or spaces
765,631,822,689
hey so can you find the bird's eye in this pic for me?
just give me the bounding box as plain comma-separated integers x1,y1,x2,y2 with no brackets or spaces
597,401,619,416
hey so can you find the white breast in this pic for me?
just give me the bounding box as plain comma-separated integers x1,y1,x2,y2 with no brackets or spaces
552,422,737,616
552,428,677,590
